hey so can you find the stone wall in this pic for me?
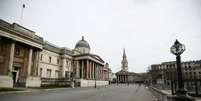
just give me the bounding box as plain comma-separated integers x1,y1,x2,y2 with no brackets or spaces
76,79,109,87
40,49,61,78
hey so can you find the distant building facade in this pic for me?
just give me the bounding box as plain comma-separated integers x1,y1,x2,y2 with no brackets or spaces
149,60,201,85
116,49,144,83
0,20,111,88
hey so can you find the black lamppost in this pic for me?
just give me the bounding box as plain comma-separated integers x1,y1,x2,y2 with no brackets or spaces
170,39,195,101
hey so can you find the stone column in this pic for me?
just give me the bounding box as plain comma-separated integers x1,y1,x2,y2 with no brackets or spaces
88,60,91,79
94,63,96,80
119,75,121,82
105,71,107,81
76,61,80,78
91,62,93,79
88,61,90,79
124,75,126,82
121,75,122,82
99,66,101,80
90,61,92,79
37,51,41,76
27,47,33,76
97,64,99,80
85,60,89,79
93,62,95,80
102,67,104,80
98,65,100,80
126,75,127,82
100,66,102,80
93,63,95,80
8,42,15,76
26,48,41,88
34,50,40,76
118,75,119,82
81,60,84,79
124,75,125,82
89,61,91,79
120,75,122,82
120,75,121,82
94,63,96,79
102,67,105,80
96,64,98,80
119,75,120,82
61,57,66,78
126,75,128,82
96,64,99,80
0,41,15,88
117,75,118,82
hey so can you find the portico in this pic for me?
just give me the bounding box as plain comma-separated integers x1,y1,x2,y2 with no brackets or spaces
74,54,108,87
0,21,43,88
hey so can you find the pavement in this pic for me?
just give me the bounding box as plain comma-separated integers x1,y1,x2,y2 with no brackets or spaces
0,84,156,101
150,86,201,101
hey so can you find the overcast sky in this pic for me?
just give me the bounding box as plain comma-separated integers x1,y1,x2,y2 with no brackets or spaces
0,0,201,73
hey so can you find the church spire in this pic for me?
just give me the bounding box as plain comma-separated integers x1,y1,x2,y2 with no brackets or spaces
123,48,126,58
121,48,128,71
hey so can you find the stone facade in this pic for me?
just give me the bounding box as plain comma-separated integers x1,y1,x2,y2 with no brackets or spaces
0,19,111,88
149,60,201,85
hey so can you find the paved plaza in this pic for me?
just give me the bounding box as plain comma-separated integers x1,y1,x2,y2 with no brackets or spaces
0,84,156,101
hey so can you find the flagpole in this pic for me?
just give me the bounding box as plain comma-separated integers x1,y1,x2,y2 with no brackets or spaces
20,4,25,25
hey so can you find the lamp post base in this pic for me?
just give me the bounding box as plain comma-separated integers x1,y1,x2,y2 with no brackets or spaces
171,89,195,101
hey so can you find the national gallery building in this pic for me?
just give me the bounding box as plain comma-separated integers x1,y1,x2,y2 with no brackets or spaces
0,19,111,88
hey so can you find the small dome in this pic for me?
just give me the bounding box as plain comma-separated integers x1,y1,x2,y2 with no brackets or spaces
75,36,90,49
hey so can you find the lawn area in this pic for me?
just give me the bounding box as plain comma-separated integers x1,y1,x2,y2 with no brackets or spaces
0,88,23,92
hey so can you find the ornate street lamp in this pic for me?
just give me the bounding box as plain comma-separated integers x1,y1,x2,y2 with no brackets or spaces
170,39,195,101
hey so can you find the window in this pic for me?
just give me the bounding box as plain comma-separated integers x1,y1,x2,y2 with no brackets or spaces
47,69,51,78
40,68,43,77
49,56,52,63
40,54,43,61
15,47,20,56
65,71,70,79
55,70,59,78
57,58,59,64
66,60,68,65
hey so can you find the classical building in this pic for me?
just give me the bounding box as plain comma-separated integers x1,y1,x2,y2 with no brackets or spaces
0,19,111,88
116,49,144,83
149,60,201,85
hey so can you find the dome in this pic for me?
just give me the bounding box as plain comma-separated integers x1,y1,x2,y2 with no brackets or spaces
75,36,90,49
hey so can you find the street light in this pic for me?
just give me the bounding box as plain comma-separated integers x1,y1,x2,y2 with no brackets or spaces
170,39,195,101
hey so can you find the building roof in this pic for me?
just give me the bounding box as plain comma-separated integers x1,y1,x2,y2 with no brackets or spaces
0,19,43,49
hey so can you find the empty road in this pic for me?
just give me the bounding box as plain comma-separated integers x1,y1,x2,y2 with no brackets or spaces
0,84,156,101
